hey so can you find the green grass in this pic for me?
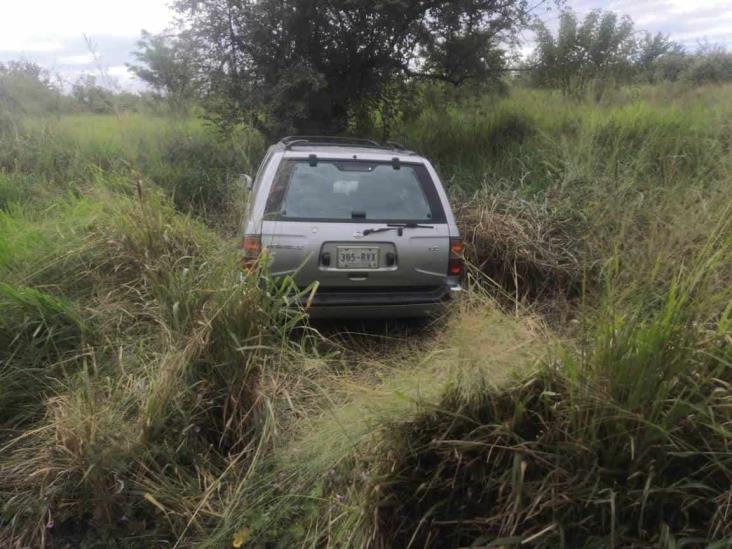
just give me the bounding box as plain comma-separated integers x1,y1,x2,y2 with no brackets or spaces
1,113,265,229
400,84,732,308
0,83,731,547
400,85,731,191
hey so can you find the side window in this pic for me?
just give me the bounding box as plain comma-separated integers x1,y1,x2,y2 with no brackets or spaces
246,150,275,218
251,150,274,198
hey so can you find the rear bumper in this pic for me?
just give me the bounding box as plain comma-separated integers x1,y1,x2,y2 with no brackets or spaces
300,284,462,319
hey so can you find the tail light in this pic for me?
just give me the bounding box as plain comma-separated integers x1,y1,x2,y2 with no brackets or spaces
239,235,261,270
448,237,464,277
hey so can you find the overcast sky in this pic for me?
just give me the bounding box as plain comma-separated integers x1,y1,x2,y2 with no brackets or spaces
1,0,731,91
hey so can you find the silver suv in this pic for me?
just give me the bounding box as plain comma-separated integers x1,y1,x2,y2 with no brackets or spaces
239,137,463,318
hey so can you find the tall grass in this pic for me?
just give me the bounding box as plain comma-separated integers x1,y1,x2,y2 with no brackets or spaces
0,113,265,228
201,226,730,548
0,83,730,546
397,84,732,310
400,85,731,191
0,174,309,545
365,236,732,547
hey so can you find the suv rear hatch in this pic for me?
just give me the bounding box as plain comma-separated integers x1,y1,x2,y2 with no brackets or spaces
260,156,454,292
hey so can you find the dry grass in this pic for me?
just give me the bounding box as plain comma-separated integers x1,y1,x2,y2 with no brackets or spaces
200,292,550,547
210,233,731,548
455,187,592,306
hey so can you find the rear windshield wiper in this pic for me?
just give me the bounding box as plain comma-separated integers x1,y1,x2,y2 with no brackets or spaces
362,223,434,236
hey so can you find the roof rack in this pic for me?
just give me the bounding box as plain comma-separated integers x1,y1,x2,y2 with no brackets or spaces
279,135,407,152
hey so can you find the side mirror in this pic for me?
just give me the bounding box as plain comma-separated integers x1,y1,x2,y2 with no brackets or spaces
239,173,253,191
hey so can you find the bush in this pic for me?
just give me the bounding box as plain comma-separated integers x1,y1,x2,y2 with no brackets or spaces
142,125,264,223
401,103,536,189
684,48,732,85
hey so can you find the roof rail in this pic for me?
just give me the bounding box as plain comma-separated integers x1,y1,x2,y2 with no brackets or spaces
386,140,406,150
280,135,398,151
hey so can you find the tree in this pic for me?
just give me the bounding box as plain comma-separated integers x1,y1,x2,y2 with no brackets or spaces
531,9,637,96
530,9,686,95
127,30,199,111
0,61,64,115
684,43,732,85
71,75,115,114
635,31,684,81
173,0,549,137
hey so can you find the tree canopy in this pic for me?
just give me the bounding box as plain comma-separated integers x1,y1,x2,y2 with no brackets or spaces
172,0,548,136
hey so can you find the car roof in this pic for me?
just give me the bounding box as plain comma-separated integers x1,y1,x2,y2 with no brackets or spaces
272,136,423,160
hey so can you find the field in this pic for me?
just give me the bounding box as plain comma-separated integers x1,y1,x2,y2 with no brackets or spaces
1,83,731,547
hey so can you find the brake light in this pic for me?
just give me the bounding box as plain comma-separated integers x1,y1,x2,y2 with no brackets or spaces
239,235,261,270
448,237,464,277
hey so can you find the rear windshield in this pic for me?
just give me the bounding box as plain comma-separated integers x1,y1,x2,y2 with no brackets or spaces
265,159,446,223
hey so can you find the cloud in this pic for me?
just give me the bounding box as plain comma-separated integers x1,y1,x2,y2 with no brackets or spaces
569,0,732,47
0,0,173,42
0,34,149,91
106,65,133,78
0,39,65,52
0,0,174,90
59,54,96,66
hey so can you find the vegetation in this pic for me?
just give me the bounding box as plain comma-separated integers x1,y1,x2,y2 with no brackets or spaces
2,2,732,545
162,0,547,136
128,30,200,112
529,9,732,98
124,3,732,138
0,78,730,546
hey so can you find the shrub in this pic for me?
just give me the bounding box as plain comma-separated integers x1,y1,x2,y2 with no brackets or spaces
401,104,536,189
0,114,264,229
683,48,732,85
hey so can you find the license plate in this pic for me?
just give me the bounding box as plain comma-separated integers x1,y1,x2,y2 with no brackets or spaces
336,246,379,269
